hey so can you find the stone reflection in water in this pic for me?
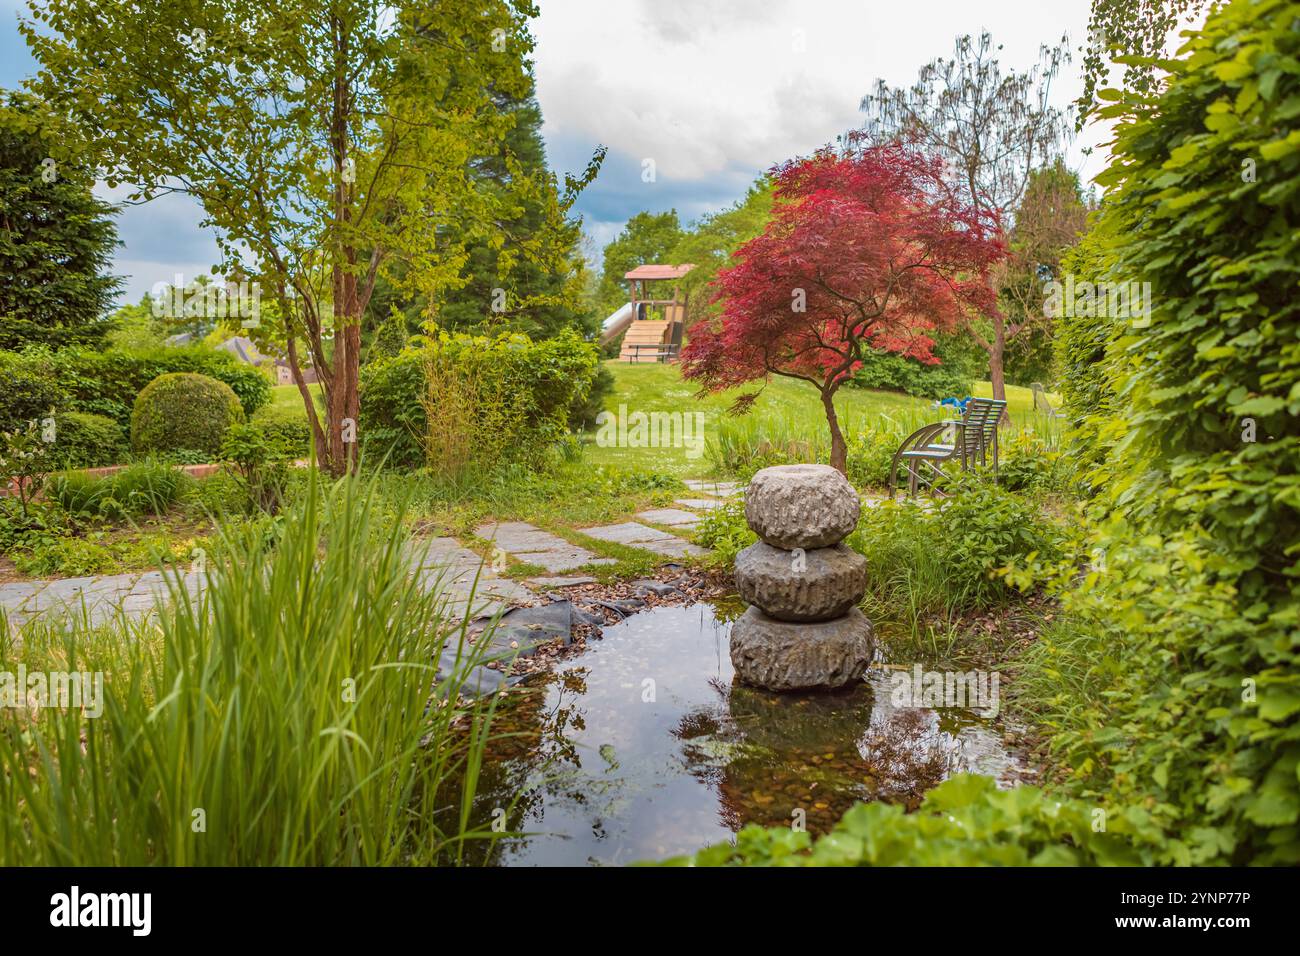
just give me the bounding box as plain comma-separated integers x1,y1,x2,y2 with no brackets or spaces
675,680,954,835
445,603,1018,865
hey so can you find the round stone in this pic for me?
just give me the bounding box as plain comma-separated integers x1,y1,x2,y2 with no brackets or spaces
744,464,860,549
728,606,874,691
734,541,867,622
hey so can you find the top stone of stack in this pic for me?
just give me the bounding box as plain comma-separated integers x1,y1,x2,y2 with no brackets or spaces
744,464,860,550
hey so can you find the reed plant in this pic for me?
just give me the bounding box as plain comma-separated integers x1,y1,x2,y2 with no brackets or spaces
0,471,504,865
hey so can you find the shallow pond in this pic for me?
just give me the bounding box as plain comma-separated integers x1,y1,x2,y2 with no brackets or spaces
467,602,1020,866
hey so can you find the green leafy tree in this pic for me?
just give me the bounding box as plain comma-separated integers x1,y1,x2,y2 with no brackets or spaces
996,160,1091,385
1077,0,1212,126
0,93,122,351
858,31,1071,412
22,0,583,475
594,210,684,318
106,294,170,351
434,76,604,339
669,178,773,328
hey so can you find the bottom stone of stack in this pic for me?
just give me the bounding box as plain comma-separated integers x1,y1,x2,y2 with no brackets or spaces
728,605,874,691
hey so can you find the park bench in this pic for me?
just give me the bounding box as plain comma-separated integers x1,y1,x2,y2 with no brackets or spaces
626,342,680,363
887,397,1007,498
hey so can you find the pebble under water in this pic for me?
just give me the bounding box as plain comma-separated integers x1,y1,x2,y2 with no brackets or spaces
459,603,1021,866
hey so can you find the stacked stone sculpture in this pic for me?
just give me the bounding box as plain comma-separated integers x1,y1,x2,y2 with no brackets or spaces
729,464,874,691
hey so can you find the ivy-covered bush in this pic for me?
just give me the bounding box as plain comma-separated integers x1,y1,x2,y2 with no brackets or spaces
359,329,601,472
1053,227,1121,485
0,346,270,431
1006,0,1300,865
49,411,127,469
130,372,246,458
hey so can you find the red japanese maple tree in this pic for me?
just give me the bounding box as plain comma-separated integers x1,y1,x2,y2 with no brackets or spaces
681,142,1004,473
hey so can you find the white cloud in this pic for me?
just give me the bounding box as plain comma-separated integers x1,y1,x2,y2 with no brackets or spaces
535,0,1116,249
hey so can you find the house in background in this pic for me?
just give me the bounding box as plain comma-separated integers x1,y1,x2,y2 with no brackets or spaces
273,359,318,385
164,332,319,385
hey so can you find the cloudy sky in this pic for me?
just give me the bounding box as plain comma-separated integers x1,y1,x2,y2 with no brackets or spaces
2,0,1110,304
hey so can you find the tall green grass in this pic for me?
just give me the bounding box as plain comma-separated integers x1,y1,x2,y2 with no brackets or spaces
0,472,505,865
707,404,1065,489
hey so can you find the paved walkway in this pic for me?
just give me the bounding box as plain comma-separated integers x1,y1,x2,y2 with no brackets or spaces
0,570,203,632
0,478,746,633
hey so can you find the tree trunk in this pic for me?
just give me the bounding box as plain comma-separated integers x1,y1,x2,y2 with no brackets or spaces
821,387,848,475
988,315,1010,424
323,265,361,477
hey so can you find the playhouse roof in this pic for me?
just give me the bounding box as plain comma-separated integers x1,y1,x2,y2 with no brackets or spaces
624,263,694,281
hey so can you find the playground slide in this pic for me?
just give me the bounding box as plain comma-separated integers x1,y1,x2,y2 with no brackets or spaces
599,301,634,345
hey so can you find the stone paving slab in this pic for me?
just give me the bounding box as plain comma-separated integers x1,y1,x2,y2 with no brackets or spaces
579,521,677,545
631,537,709,559
579,521,708,560
0,569,206,633
675,498,725,511
634,507,700,527
527,575,599,588
405,538,536,622
475,521,614,573
683,479,741,497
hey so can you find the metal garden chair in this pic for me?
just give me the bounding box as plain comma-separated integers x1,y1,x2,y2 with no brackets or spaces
887,398,1008,498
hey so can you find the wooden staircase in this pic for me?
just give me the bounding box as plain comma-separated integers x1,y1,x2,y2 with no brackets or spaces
618,320,671,361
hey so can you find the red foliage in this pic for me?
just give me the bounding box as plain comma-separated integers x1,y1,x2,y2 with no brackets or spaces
682,143,1004,394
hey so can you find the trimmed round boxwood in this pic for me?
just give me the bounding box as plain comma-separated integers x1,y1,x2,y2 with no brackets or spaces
131,372,245,458
51,411,127,469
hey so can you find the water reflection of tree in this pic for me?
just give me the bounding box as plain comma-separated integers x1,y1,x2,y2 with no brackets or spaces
671,679,956,836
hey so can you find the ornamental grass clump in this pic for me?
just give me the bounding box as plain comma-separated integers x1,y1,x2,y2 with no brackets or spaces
0,471,506,865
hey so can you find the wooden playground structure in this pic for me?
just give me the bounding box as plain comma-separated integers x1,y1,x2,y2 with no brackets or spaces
600,263,694,362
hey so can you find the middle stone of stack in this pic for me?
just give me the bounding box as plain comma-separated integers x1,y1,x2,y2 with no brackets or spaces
729,464,873,691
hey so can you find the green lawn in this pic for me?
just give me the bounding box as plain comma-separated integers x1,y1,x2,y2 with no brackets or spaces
582,360,1060,477
269,382,324,412
265,362,1060,482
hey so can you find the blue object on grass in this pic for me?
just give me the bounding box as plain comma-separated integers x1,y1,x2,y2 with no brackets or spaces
936,396,971,415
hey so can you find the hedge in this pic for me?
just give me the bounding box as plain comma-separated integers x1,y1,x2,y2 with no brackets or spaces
359,329,601,471
0,350,66,432
0,346,270,432
49,411,127,469
1023,0,1300,866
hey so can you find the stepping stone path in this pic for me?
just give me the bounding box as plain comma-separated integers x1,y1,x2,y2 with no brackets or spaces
0,480,746,649
684,479,741,497
475,521,616,575
0,570,204,635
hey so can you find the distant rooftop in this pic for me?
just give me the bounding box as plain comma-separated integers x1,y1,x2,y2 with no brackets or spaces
624,263,695,281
